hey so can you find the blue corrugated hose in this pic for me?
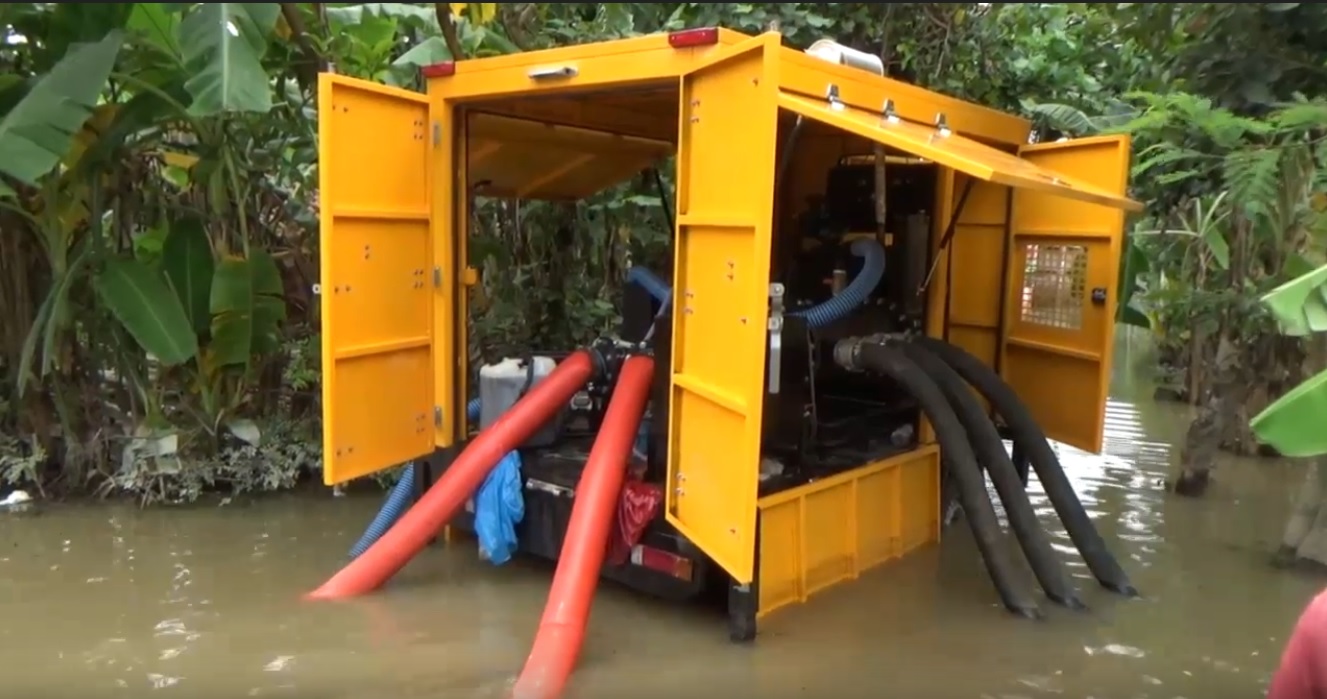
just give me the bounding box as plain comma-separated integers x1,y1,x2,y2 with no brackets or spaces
626,266,671,304
789,237,886,328
627,238,885,331
347,398,482,559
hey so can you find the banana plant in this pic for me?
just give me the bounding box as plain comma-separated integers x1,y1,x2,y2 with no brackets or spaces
93,216,286,436
0,31,123,197
1250,264,1327,456
318,2,514,85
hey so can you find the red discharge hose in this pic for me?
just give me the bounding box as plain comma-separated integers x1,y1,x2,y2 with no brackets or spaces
510,355,655,699
307,350,598,600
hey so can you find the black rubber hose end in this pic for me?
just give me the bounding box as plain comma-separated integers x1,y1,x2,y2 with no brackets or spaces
857,342,1040,619
1104,581,1141,597
1051,592,1089,611
1011,604,1044,621
902,342,1080,610
912,336,1137,598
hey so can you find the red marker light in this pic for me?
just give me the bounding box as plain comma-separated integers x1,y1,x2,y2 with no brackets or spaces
420,61,456,78
668,28,719,48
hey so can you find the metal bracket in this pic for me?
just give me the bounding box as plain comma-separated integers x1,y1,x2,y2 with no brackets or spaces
825,84,845,112
881,99,900,124
433,406,442,427
767,283,785,394
432,121,441,147
433,266,442,288
934,112,952,138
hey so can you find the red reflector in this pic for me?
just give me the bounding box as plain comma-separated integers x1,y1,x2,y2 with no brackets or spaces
420,61,456,78
668,28,719,48
632,545,694,582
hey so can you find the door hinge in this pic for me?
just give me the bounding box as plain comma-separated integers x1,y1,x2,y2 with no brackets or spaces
766,283,785,395
433,266,442,287
433,406,442,427
432,121,441,146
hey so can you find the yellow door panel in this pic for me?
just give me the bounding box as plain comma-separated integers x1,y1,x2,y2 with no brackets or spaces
776,92,1143,213
940,174,1009,369
318,74,435,485
667,40,778,585
1002,136,1133,454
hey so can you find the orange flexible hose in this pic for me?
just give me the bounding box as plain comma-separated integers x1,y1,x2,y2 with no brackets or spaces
306,350,597,600
510,355,655,699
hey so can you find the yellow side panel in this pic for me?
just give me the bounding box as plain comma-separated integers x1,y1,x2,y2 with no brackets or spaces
756,447,940,619
318,75,435,484
1003,136,1132,454
776,92,1142,213
667,40,779,585
941,174,1009,369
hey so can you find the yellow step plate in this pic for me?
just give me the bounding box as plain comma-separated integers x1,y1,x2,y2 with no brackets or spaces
755,445,940,618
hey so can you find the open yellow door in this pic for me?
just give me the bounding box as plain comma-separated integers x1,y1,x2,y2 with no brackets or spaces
1002,136,1134,454
777,92,1140,453
667,40,778,585
318,75,436,485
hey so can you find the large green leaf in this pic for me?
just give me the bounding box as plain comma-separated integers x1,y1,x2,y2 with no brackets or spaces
1119,303,1151,330
0,30,123,196
1249,264,1327,456
210,251,286,366
178,3,280,116
386,36,452,85
161,217,216,335
1116,233,1149,324
1252,368,1327,457
16,242,96,396
71,78,192,177
94,256,199,366
126,2,183,56
1260,263,1327,336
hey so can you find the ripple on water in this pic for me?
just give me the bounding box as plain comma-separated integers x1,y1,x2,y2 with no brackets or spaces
0,335,1322,698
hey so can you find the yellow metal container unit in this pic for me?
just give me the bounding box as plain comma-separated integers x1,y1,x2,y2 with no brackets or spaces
317,28,1142,640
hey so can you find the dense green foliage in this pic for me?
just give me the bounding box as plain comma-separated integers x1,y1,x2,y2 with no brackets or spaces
1,2,1325,504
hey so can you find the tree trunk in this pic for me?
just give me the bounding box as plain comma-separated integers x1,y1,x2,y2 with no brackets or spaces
1276,458,1327,566
1174,335,1241,496
1277,337,1327,567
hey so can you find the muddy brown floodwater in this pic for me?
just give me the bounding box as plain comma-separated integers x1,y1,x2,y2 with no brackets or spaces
2,332,1323,698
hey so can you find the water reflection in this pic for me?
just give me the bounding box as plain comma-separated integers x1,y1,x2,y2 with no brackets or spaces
0,332,1321,697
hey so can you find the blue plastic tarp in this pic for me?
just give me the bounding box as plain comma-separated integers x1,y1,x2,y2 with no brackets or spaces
474,450,524,565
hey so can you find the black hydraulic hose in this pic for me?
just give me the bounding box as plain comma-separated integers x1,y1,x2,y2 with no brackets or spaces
911,336,1138,597
856,343,1040,619
900,343,1083,610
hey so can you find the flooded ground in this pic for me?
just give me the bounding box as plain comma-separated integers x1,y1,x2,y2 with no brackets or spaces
2,332,1323,698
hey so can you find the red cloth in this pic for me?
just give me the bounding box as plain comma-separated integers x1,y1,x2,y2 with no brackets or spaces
607,480,663,566
1269,588,1327,699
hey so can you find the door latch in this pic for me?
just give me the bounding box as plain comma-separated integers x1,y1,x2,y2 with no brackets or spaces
767,283,785,394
